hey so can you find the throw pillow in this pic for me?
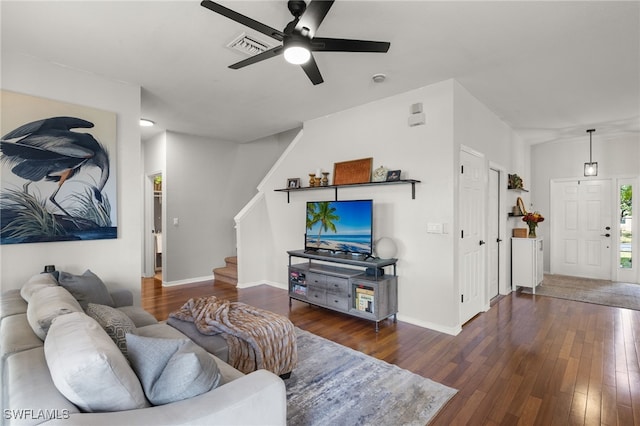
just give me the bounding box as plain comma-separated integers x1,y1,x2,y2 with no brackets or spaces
44,312,149,412
57,269,115,309
20,273,59,302
126,333,221,405
26,286,83,340
85,303,136,357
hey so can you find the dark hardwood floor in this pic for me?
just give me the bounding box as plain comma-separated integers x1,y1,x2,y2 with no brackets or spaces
142,277,640,425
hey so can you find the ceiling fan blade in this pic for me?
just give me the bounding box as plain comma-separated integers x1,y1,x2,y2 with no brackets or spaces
311,37,390,53
201,0,285,41
229,46,284,69
300,54,324,85
295,0,335,38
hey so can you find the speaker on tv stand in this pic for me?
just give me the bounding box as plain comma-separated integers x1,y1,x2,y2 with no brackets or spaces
365,267,384,277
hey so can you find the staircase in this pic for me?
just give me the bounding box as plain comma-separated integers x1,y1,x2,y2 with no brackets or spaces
213,256,237,286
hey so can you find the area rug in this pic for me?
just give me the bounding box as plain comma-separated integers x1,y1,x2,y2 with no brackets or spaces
521,274,640,311
286,328,457,425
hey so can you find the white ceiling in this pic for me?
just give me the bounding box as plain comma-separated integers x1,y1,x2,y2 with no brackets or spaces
2,1,639,145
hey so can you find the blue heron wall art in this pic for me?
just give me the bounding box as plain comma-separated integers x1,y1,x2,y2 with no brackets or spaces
1,93,117,244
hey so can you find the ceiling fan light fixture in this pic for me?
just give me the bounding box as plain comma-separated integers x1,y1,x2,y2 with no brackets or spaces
284,45,311,65
284,46,311,64
283,35,311,65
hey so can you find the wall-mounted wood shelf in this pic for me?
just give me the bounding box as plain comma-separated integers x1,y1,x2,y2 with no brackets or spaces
275,179,421,203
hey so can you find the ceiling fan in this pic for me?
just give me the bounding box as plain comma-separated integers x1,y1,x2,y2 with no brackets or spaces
200,0,391,85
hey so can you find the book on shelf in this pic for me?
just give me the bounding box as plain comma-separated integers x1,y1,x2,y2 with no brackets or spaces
289,271,306,284
355,286,374,313
292,284,307,296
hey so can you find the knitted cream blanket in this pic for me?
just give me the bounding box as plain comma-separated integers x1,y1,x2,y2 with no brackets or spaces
169,296,297,375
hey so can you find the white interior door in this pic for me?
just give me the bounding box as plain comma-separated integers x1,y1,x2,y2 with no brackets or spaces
550,179,613,279
488,169,500,299
459,148,487,324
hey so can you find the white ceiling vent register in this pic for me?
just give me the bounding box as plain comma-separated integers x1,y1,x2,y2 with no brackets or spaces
227,33,274,56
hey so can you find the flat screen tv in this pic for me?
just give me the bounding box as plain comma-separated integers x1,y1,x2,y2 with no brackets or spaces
305,199,373,256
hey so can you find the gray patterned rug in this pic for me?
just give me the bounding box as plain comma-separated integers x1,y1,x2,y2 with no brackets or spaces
521,274,640,311
286,328,457,425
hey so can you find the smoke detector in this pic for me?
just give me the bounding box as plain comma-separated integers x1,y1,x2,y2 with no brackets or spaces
227,32,275,56
372,73,386,83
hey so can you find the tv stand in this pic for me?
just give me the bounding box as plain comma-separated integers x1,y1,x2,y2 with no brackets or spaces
287,250,398,332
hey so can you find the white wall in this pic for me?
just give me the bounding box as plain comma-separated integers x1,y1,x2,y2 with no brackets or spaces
143,132,167,175
452,82,528,293
1,52,143,301
237,79,521,334
160,130,292,284
531,133,640,270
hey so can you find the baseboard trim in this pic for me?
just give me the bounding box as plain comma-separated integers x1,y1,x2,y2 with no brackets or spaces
396,314,462,336
162,275,212,287
237,280,286,290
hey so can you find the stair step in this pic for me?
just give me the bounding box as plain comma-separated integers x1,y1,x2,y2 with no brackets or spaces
213,256,237,286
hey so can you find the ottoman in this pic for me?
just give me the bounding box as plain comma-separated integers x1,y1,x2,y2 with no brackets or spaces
168,296,297,377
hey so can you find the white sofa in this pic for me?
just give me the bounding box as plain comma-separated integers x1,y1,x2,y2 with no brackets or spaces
0,273,286,426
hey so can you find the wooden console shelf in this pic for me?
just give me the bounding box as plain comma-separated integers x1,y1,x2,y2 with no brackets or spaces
287,250,398,332
275,179,420,203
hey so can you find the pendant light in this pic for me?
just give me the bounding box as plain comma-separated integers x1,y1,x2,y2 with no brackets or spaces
584,129,598,177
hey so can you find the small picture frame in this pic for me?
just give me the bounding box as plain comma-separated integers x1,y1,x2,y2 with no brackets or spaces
386,170,401,182
287,178,301,189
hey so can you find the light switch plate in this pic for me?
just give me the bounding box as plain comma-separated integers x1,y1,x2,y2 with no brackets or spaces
427,223,443,234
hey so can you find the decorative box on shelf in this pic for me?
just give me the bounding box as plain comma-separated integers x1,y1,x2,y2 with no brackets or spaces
513,228,528,238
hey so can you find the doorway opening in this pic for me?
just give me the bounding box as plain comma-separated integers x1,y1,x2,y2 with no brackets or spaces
144,172,163,281
152,174,162,278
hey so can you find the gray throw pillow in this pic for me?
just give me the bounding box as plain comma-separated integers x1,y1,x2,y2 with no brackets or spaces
57,270,115,309
45,312,149,412
86,303,136,357
125,334,221,405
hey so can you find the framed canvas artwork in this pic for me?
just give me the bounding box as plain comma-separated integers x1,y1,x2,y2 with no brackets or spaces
0,90,117,244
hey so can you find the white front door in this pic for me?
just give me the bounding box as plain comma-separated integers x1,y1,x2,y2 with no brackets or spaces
550,179,613,279
459,148,487,324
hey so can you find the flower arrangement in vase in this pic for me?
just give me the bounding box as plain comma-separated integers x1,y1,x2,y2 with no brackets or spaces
522,212,544,238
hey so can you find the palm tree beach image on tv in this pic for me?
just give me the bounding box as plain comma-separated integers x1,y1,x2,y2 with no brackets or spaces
305,200,373,256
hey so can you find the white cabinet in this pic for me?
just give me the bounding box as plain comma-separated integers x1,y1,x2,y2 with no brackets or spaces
511,237,543,293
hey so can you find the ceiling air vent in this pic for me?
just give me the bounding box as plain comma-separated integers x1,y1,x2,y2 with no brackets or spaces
227,32,274,56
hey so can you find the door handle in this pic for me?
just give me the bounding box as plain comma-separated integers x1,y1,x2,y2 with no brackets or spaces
497,238,503,243
479,240,486,246
601,233,611,237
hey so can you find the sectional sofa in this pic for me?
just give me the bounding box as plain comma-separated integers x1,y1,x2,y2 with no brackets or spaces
0,272,286,425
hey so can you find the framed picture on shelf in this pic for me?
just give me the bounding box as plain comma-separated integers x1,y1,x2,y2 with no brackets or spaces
287,178,301,189
386,170,401,181
333,157,373,185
